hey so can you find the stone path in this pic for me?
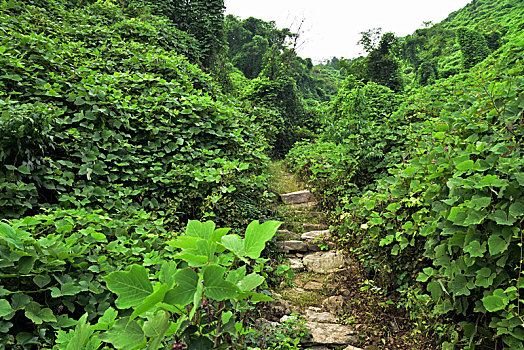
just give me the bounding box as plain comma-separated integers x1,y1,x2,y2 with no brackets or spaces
263,189,363,350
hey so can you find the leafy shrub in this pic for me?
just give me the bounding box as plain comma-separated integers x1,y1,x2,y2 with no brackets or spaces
0,209,170,348
0,0,269,225
338,36,524,348
0,215,281,348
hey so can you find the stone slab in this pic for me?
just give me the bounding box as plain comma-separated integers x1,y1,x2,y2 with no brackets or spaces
305,309,338,323
302,251,349,274
303,322,357,346
280,190,313,204
277,240,308,253
301,230,331,241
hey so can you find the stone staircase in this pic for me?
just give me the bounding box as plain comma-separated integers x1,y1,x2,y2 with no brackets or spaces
264,189,363,350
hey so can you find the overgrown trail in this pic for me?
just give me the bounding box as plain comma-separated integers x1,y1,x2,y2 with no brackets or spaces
264,163,437,350
264,162,361,349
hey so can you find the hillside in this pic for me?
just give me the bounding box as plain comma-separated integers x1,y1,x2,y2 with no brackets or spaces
0,0,523,349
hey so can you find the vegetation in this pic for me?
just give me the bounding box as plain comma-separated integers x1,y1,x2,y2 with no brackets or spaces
287,1,524,347
1,0,523,348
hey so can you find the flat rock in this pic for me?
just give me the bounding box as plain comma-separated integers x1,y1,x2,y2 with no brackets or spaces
303,281,324,291
276,229,301,241
303,322,357,346
344,346,364,350
305,309,337,323
277,240,307,253
288,258,304,270
301,230,331,241
280,190,313,204
303,251,350,274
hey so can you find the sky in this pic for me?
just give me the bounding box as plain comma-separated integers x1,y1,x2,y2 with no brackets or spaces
224,0,472,62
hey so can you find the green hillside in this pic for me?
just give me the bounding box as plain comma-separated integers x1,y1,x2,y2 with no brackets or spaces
0,0,523,348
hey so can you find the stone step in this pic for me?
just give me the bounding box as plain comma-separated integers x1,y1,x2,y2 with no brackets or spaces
289,201,318,209
301,230,331,241
277,240,307,253
288,258,305,270
302,251,350,274
302,321,357,346
275,229,301,241
280,190,313,204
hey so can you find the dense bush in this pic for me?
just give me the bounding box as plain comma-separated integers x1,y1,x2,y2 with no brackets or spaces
288,34,524,348
0,0,269,226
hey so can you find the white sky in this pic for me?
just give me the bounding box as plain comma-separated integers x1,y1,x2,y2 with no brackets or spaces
224,0,472,62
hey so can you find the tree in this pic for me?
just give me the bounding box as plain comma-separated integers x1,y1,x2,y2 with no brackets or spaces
456,27,490,69
366,32,403,92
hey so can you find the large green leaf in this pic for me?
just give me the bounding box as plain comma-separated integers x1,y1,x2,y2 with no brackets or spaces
66,314,92,350
105,265,153,309
509,199,524,217
24,302,57,324
144,311,171,350
164,268,199,306
482,289,508,312
488,234,509,256
159,261,178,288
130,283,169,321
99,318,145,349
238,273,265,292
448,275,470,296
488,210,516,226
244,220,281,259
0,299,13,317
221,234,245,257
203,265,240,301
186,220,215,240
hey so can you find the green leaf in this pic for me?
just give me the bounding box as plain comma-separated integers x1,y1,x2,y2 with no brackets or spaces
427,281,443,300
488,210,516,226
166,236,199,250
18,165,31,175
238,273,264,292
244,220,281,259
186,220,215,240
211,228,231,243
248,292,274,303
66,314,92,350
164,268,199,306
144,311,171,350
130,284,169,321
0,222,25,249
203,265,240,301
514,173,524,186
159,261,178,288
226,266,246,284
0,299,13,317
463,210,485,225
448,275,470,296
99,318,145,349
33,275,51,288
24,302,57,324
105,265,153,309
475,267,495,288
93,307,118,331
463,240,486,258
509,199,524,217
221,234,245,257
482,289,508,312
456,160,474,171
488,234,509,256
143,311,170,338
